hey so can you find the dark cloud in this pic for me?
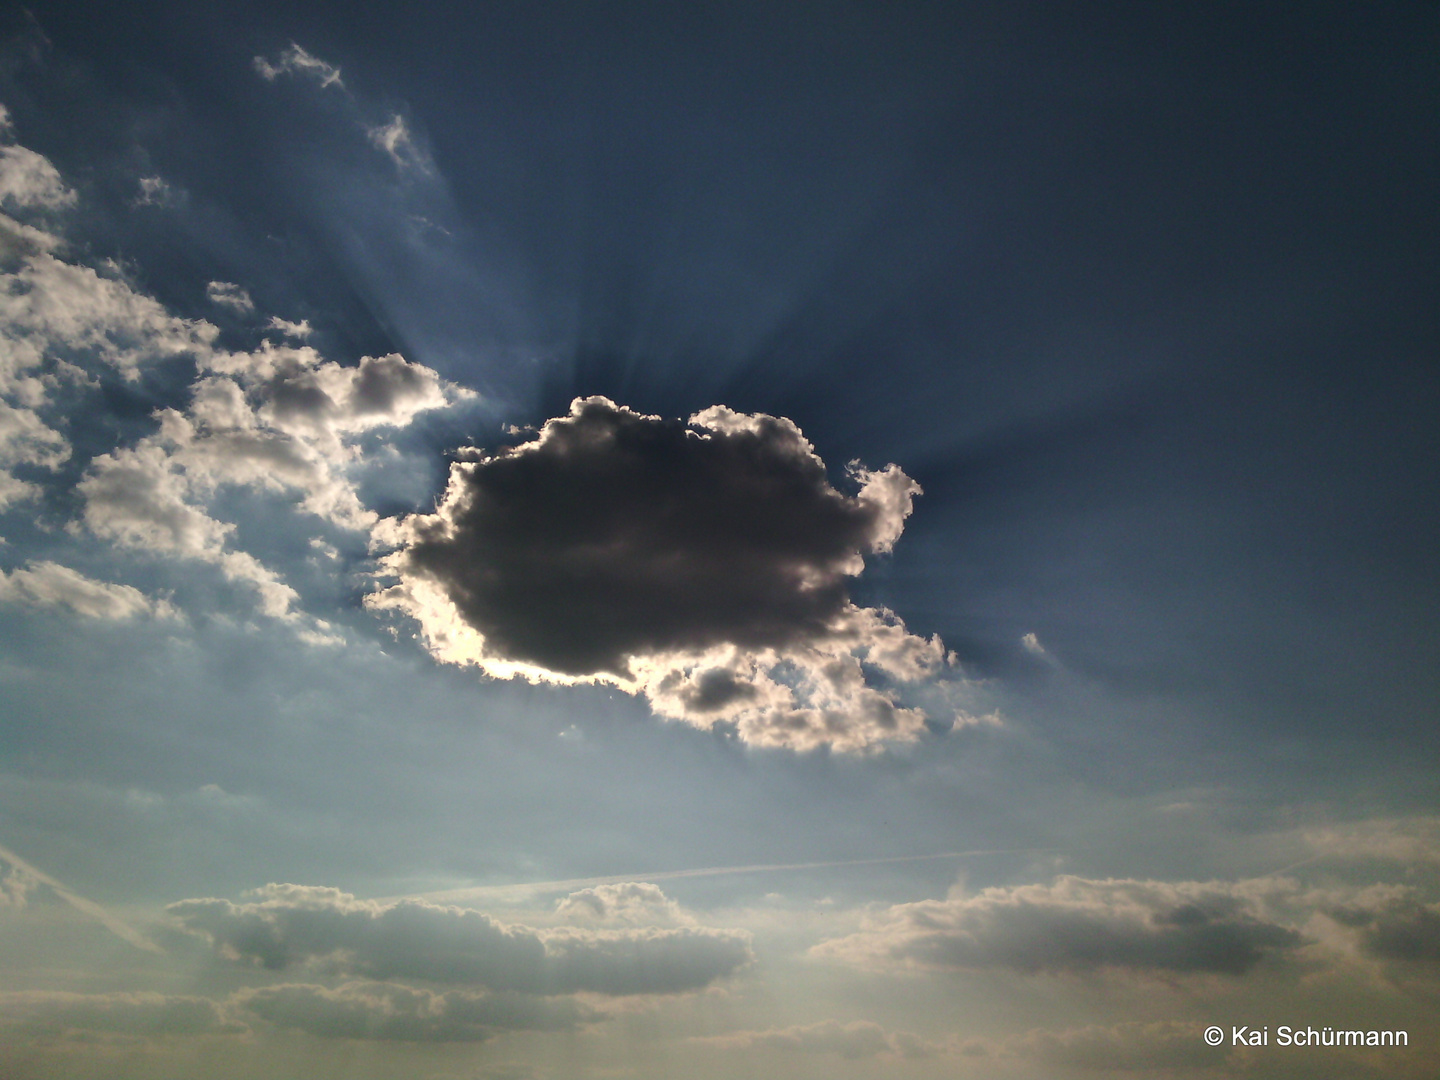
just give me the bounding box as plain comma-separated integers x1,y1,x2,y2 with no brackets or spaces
371,397,954,750
813,876,1303,977
385,396,913,675
168,884,752,996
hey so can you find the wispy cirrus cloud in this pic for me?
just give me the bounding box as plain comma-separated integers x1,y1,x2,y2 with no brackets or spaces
366,114,429,171
205,280,254,313
0,844,161,954
252,43,344,89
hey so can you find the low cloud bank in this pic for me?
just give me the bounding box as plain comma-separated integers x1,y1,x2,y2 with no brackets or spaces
813,876,1304,976
168,883,752,996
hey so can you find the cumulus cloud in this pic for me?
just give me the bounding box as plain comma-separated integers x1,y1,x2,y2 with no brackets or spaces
699,1019,934,1060
1,220,218,379
369,396,949,751
0,561,175,619
555,882,690,927
253,44,344,89
812,876,1304,977
0,195,217,512
0,128,468,627
0,124,76,211
78,439,301,617
0,191,218,507
205,280,254,313
0,990,239,1038
167,883,752,996
235,981,596,1043
79,340,462,596
0,136,211,506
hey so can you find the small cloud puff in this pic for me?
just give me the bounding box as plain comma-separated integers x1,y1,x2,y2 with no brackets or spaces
205,281,254,313
253,44,344,89
133,175,178,208
367,114,429,171
369,396,950,752
267,315,312,339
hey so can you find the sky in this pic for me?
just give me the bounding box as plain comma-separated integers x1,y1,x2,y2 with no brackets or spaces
0,2,1437,1077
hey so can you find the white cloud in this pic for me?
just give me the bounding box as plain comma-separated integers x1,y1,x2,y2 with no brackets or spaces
74,339,464,620
1299,816,1440,867
0,561,175,619
367,114,429,171
813,875,1305,977
253,44,344,89
267,315,312,339
77,439,300,617
205,280,254,313
1,216,219,378
167,883,753,996
0,144,76,211
368,396,950,752
555,882,691,927
0,134,469,623
0,172,218,506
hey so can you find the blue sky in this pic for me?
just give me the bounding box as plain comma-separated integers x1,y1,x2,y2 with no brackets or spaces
0,3,1437,1078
